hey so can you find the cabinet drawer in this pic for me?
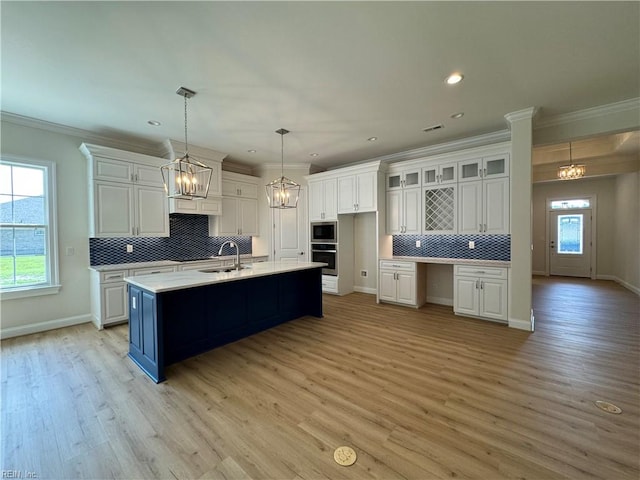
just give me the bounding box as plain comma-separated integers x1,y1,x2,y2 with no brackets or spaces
379,260,416,272
454,265,507,279
100,270,128,283
321,275,338,293
130,266,176,276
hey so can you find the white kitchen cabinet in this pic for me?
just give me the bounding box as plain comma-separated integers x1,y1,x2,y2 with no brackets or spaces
89,265,177,329
454,265,508,322
309,178,337,221
386,169,421,190
423,161,457,186
378,260,426,307
222,171,258,199
211,196,258,236
82,144,170,238
458,154,509,183
92,180,169,238
423,185,457,234
458,176,509,235
169,196,223,216
337,171,377,214
321,275,338,294
210,172,259,236
386,188,421,234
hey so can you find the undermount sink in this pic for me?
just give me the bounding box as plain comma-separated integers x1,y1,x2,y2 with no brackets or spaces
199,265,252,274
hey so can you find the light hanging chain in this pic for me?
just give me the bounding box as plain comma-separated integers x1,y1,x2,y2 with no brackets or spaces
183,93,189,158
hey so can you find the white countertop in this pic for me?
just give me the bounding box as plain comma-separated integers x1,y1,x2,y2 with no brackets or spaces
124,261,327,293
383,256,510,267
89,254,267,272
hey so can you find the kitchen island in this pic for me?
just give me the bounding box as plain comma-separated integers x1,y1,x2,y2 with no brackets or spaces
125,261,325,383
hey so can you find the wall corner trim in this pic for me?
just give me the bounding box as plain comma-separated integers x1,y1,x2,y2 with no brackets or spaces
508,317,534,331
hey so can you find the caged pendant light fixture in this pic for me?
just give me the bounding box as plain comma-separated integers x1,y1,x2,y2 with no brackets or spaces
161,87,213,199
266,128,300,209
557,142,586,180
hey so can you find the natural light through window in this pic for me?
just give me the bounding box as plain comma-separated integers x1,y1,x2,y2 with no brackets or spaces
550,199,590,209
557,214,583,255
0,157,59,297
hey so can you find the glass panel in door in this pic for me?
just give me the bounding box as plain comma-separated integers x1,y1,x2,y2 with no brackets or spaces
387,174,401,189
440,165,456,183
557,214,583,254
485,157,505,176
404,172,420,187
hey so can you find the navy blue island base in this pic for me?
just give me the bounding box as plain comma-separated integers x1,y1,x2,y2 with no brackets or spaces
127,266,323,383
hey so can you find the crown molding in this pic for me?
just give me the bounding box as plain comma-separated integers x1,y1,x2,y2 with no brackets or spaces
161,138,227,163
361,129,511,166
1,111,164,156
504,107,539,127
535,98,640,129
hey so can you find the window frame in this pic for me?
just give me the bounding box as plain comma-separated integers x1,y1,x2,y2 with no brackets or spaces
0,154,60,300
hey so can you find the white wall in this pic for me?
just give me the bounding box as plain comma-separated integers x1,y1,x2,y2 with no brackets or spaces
532,177,617,277
614,171,640,292
1,121,92,335
353,212,377,293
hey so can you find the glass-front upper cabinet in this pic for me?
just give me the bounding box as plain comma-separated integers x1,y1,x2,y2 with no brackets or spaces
422,162,457,186
386,169,421,190
459,154,510,182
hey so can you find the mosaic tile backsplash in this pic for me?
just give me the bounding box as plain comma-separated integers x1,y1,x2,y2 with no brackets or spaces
393,234,510,261
90,214,252,265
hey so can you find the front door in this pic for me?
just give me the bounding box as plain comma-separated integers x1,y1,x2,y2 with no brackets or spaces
273,187,308,262
549,209,592,277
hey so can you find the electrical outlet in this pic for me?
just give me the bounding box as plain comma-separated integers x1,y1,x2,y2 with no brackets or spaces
468,241,475,249
415,240,421,248
126,244,134,253
65,246,75,256
360,270,368,277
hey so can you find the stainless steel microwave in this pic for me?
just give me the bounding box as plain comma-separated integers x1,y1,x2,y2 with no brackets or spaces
310,221,337,243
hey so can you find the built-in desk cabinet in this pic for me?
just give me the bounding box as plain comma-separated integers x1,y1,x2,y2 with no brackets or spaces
378,260,426,307
453,265,508,322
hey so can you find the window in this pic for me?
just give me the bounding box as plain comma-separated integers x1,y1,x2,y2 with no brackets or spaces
550,199,590,209
0,156,59,299
557,214,583,254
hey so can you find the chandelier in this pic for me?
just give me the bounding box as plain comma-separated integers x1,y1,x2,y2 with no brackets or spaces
557,143,585,180
161,87,213,199
266,128,300,209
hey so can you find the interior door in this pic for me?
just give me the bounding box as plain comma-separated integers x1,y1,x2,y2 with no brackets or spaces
549,210,592,277
273,187,307,262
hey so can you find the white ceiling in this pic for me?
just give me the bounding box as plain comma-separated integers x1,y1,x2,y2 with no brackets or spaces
2,2,639,169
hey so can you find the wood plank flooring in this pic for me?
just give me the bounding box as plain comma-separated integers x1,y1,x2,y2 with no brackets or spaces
2,277,638,479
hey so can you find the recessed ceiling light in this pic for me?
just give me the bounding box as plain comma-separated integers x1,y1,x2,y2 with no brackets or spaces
367,137,378,142
445,73,464,85
450,112,464,119
247,149,257,153
147,120,161,126
310,153,319,157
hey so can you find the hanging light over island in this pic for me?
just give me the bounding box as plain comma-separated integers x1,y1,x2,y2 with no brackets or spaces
266,128,300,209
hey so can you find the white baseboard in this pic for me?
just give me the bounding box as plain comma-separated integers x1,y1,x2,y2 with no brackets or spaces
0,314,92,339
508,316,533,331
596,274,640,296
532,270,546,276
353,286,377,295
426,296,453,306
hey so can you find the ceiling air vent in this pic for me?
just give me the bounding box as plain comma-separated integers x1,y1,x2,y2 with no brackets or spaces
423,124,444,133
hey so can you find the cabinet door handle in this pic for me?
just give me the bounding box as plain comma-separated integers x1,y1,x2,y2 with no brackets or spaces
135,174,139,182
480,280,484,289
106,274,121,279
475,279,480,289
483,168,487,177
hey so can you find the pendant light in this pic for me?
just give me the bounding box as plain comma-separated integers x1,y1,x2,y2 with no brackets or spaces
266,128,300,209
557,142,586,180
161,87,213,199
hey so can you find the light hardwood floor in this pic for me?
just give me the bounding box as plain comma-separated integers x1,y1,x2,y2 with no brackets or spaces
2,277,639,479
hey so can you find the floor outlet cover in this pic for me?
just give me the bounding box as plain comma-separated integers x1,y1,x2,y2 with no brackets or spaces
333,446,357,466
595,400,622,414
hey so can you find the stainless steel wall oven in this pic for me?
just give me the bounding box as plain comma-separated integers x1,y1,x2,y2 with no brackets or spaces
311,243,337,276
